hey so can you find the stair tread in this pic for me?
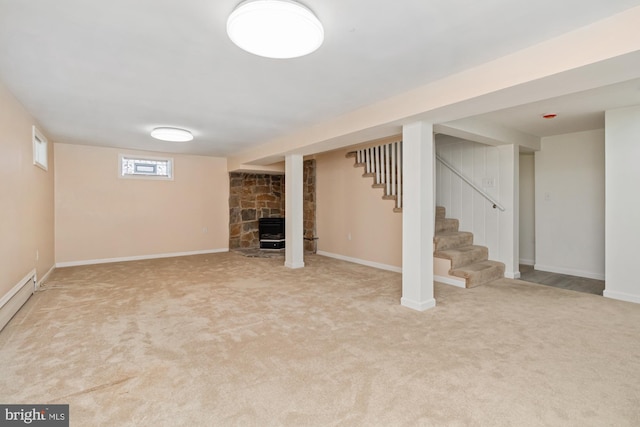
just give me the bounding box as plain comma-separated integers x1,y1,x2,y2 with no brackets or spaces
450,260,505,288
435,218,459,232
434,245,487,258
434,245,489,268
433,231,474,252
451,260,505,273
434,230,473,238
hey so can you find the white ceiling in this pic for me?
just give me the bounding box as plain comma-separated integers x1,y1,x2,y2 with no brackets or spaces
469,78,640,138
1,0,640,157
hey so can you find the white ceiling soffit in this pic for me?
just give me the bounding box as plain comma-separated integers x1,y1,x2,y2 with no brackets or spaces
1,0,640,157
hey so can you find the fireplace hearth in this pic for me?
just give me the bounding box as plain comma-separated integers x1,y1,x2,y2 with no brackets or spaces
259,218,285,249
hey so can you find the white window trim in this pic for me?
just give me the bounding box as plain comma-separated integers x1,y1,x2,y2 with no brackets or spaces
32,126,48,171
118,154,174,181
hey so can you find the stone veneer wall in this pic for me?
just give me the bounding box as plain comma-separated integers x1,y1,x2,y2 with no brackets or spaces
229,173,284,249
228,160,316,251
303,159,317,253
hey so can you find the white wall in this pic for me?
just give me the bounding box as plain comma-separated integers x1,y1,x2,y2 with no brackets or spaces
435,136,519,277
534,129,605,280
604,105,640,303
519,153,535,265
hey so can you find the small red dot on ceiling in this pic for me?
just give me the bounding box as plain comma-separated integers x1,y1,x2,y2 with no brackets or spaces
542,113,557,119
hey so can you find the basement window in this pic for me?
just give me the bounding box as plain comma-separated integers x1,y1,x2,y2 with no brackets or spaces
32,126,48,171
119,154,173,180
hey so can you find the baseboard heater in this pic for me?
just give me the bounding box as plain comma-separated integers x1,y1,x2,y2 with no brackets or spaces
0,269,36,332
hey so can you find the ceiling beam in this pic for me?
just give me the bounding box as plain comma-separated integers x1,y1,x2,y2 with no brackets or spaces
228,5,640,170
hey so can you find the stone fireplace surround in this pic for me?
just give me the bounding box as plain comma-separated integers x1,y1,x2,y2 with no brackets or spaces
229,159,316,252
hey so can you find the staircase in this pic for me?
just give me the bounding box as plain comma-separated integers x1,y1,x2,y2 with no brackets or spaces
347,140,403,212
347,141,505,288
434,206,504,287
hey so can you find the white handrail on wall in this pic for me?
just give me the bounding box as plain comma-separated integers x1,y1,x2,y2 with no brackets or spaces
436,153,505,211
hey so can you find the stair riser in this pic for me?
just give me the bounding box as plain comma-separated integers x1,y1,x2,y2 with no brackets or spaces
435,218,458,233
437,246,488,269
464,265,505,288
433,233,473,252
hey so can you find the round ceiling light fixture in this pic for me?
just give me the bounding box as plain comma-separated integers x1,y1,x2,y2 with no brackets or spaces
227,0,324,59
150,127,194,142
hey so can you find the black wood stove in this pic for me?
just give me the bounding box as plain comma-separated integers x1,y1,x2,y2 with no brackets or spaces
259,218,285,249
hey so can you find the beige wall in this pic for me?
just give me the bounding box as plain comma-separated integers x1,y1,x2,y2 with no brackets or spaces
0,81,55,297
55,144,229,264
316,148,402,268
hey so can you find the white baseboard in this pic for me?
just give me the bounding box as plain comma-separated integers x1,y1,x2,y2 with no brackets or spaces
0,269,36,331
37,265,56,290
519,258,535,266
401,297,436,311
284,261,305,269
505,271,521,279
603,290,640,304
433,275,466,288
56,248,229,268
534,264,605,281
316,251,402,273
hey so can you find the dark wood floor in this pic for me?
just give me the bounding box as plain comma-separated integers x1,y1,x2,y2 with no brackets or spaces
518,265,605,296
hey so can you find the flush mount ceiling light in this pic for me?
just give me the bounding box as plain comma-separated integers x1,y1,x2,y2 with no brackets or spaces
227,0,324,59
150,127,193,142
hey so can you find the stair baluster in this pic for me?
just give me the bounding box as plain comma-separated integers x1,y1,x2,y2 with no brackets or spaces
391,141,396,199
348,139,403,212
397,142,402,209
385,143,391,196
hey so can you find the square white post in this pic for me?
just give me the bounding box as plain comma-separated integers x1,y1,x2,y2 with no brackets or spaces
401,122,436,311
285,154,305,269
498,144,520,279
604,105,640,303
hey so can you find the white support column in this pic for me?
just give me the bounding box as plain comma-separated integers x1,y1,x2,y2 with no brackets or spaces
604,105,640,304
398,143,403,208
401,122,436,311
498,144,520,279
285,154,305,269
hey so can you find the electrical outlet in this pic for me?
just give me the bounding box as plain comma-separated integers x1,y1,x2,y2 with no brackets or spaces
36,250,39,261
482,177,495,188
202,227,208,233
347,232,352,241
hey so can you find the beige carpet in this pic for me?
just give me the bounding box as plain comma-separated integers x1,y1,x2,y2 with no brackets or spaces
1,253,640,426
